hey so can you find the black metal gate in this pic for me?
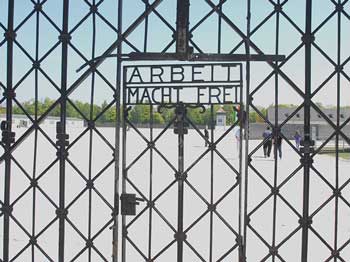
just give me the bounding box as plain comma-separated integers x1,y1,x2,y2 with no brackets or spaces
1,0,350,261
120,63,243,261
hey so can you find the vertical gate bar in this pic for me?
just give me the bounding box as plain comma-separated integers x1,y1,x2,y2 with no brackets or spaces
177,105,185,262
176,0,190,56
3,0,14,261
121,67,127,262
238,64,243,262
209,105,214,262
32,127,38,262
143,0,149,53
301,0,312,261
31,2,41,260
148,105,153,260
88,1,97,260
113,0,123,261
58,0,69,261
142,3,153,259
213,15,221,262
217,3,222,54
243,0,251,261
334,1,341,260
272,2,281,261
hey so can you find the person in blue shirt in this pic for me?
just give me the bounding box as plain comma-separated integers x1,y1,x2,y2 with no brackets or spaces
294,130,302,150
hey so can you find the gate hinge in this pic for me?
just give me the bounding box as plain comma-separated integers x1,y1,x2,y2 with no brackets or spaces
120,193,144,216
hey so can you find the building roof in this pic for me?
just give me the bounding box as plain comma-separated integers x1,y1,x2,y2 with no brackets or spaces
267,107,350,124
216,107,226,114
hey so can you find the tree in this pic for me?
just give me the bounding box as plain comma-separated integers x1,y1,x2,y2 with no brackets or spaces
187,108,205,125
249,112,257,123
153,112,165,124
104,106,117,122
129,105,149,123
160,107,174,123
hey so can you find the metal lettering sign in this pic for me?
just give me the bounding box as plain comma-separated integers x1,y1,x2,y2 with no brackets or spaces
123,63,242,105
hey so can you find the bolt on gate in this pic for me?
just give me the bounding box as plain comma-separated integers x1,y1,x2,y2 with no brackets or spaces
1,0,350,262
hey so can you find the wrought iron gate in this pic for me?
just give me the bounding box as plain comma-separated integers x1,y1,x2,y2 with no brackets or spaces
1,0,350,261
120,63,243,261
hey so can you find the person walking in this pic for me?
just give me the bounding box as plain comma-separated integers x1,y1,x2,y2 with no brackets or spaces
262,126,272,157
273,133,283,159
294,130,302,150
204,127,209,147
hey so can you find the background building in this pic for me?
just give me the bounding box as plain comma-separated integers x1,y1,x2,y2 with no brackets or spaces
216,107,227,127
0,114,84,129
266,107,350,141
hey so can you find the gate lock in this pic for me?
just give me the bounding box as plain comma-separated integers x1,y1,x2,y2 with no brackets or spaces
1,121,15,144
174,119,189,135
120,193,144,216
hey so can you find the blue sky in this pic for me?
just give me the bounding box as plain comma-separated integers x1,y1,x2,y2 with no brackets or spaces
0,0,349,108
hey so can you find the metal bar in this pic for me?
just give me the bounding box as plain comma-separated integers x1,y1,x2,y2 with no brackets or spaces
113,0,123,260
87,1,97,260
301,0,312,261
125,52,285,62
176,0,190,57
176,104,185,262
143,2,153,258
238,64,244,261
121,65,127,262
31,1,40,260
3,0,14,261
209,105,214,262
272,2,280,261
143,0,149,53
58,0,69,261
333,0,341,260
217,3,222,54
148,104,154,260
243,0,251,261
77,51,284,73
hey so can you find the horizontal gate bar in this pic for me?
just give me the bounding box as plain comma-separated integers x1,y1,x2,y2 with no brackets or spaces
126,52,286,62
76,52,285,72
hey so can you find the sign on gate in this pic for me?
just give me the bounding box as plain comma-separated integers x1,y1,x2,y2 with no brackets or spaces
123,63,242,105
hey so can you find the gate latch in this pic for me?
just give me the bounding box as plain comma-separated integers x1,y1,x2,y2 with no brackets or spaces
120,193,144,216
1,121,15,144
